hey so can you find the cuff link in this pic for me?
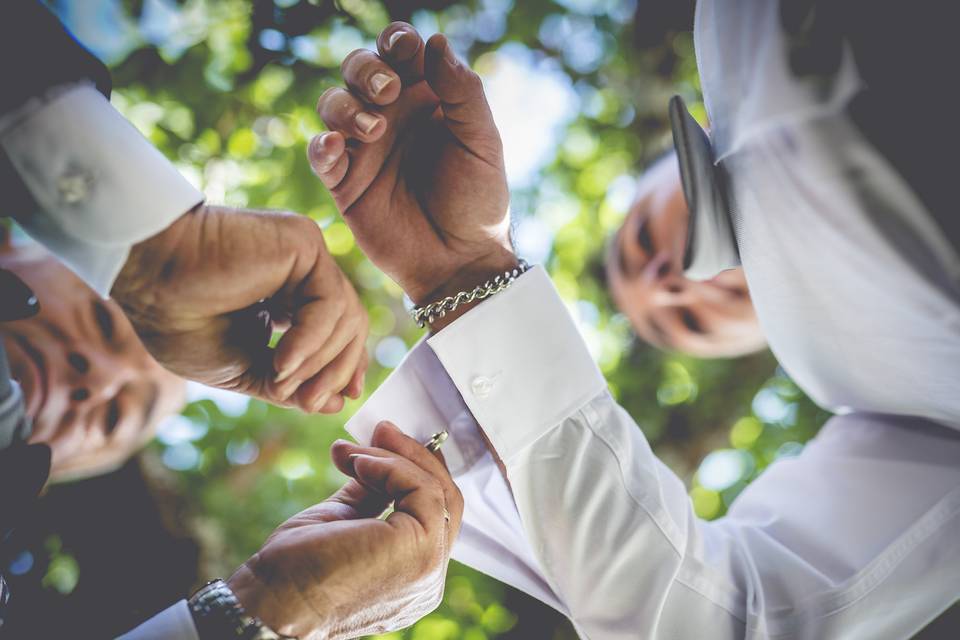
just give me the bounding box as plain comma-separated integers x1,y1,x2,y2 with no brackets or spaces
57,167,95,205
425,430,448,453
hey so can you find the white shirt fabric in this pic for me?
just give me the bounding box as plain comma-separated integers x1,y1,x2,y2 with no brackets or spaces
695,0,960,429
117,600,199,640
0,83,203,295
349,269,960,639
346,1,960,638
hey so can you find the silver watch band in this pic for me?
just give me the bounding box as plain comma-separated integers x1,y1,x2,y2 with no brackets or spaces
188,579,296,640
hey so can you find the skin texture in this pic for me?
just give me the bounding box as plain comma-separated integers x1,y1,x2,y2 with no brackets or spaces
606,155,767,358
0,240,185,481
307,23,517,329
228,422,463,640
111,204,368,414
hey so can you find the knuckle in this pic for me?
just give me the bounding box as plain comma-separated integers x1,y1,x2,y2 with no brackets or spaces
465,69,483,89
316,86,340,113
330,292,347,315
450,483,464,514
339,48,365,75
293,212,320,238
427,481,446,507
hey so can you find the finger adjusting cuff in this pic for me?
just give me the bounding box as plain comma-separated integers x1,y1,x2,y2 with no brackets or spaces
410,259,530,328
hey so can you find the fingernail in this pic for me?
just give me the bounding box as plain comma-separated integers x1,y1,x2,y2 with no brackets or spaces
387,30,405,51
347,452,362,472
355,112,379,134
370,72,393,96
355,373,366,397
275,364,297,384
311,392,331,413
279,379,302,403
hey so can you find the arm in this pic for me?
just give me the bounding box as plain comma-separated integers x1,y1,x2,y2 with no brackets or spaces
0,10,367,413
351,267,960,638
120,424,464,640
313,22,960,637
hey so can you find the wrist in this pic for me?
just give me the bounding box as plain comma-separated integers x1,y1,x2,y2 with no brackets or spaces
416,247,521,332
110,202,201,327
225,565,295,638
191,575,297,640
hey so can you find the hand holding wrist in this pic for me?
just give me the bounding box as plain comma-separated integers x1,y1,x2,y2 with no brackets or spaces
109,204,369,414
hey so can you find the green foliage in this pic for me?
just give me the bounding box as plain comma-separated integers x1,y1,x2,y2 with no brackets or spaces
53,0,830,636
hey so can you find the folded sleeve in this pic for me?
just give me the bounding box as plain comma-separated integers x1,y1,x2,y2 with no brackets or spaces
0,84,203,295
352,266,960,639
116,600,199,640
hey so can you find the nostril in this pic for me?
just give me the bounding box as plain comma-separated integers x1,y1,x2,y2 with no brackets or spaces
67,352,89,373
666,283,683,294
656,260,672,280
70,388,90,402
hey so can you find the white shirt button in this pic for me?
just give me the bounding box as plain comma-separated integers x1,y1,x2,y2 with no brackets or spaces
58,169,93,204
471,376,494,398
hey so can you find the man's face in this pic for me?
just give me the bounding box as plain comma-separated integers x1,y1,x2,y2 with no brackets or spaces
1,243,185,481
606,155,767,358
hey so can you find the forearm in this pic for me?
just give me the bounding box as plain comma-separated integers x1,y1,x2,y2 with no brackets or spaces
354,267,960,638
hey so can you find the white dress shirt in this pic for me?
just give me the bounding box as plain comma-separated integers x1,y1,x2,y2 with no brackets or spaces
347,1,960,638
695,0,960,429
0,83,202,295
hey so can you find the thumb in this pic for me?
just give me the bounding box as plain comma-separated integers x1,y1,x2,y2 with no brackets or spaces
424,33,502,164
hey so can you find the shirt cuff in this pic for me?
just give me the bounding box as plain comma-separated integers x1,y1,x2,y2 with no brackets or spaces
116,600,199,640
346,336,489,477
426,265,606,463
0,84,203,295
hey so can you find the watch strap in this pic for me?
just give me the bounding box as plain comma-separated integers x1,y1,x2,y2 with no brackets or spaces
188,579,295,640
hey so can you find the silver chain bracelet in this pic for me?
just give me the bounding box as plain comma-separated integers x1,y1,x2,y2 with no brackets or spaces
410,259,530,328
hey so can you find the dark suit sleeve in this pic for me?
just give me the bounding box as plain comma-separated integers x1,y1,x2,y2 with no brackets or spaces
837,1,959,250
779,1,956,251
0,0,111,117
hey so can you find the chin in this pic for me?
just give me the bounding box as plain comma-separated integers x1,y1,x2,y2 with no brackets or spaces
48,453,131,484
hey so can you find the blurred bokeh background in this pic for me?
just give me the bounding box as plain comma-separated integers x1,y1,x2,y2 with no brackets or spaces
3,0,847,638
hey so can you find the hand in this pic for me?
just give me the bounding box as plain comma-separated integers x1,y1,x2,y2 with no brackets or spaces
227,422,463,639
111,204,368,414
308,23,516,309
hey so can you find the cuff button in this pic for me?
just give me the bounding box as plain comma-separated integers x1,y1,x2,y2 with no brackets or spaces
470,376,494,398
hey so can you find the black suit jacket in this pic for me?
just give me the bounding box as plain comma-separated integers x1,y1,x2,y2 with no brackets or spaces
0,2,107,628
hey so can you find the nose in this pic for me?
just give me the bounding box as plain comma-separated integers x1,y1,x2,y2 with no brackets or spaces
644,250,675,283
65,347,133,409
646,251,689,303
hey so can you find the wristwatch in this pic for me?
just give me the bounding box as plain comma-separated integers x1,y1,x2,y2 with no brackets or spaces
188,579,296,640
